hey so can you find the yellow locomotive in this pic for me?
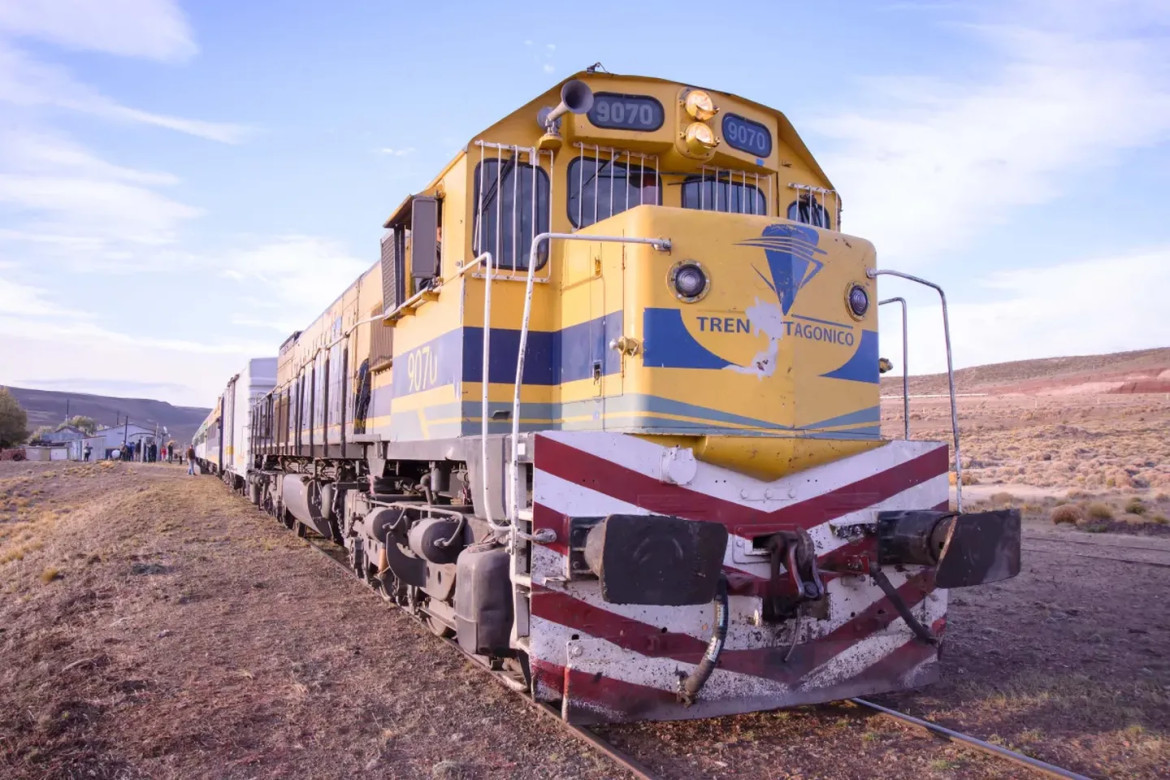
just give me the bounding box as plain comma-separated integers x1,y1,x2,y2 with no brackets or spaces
218,71,1020,723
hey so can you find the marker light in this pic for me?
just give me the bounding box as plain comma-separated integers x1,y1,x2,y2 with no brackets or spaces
847,284,870,318
683,122,719,156
684,90,718,121
670,261,710,302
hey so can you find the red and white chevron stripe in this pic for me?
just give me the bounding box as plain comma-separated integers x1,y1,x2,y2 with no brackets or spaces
526,431,951,724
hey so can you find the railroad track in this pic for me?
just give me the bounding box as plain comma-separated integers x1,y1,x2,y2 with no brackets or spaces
293,531,657,778
1022,536,1170,569
851,698,1091,780
283,503,1090,780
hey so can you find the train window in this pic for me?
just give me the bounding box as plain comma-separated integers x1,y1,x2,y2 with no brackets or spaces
567,157,660,228
681,176,767,216
787,195,831,228
473,159,550,270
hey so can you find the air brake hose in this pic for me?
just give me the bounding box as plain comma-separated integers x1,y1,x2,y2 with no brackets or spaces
678,575,729,706
871,568,937,645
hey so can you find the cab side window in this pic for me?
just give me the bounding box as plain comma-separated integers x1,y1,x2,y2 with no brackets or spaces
473,159,550,270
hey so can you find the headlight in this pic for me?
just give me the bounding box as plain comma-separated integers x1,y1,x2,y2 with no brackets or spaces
683,122,719,155
847,284,869,318
669,261,710,302
683,90,718,121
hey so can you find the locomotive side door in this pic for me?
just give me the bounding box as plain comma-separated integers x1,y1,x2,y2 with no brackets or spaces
560,238,623,429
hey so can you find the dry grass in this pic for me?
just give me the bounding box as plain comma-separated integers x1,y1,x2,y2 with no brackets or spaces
886,394,1170,493
39,566,62,583
1051,504,1083,525
1086,502,1114,520
1125,497,1148,515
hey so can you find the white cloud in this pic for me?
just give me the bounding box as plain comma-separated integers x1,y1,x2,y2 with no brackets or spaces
525,39,556,75
0,125,180,186
0,42,251,143
220,236,372,317
0,0,196,61
885,246,1170,374
377,146,416,156
812,1,1170,268
0,172,202,246
0,276,75,318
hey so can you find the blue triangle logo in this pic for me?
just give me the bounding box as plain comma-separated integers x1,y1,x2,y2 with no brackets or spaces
738,224,826,315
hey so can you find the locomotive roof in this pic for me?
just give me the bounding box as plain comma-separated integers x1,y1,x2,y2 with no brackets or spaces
384,70,833,228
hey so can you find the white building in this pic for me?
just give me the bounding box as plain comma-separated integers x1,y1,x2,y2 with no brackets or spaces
90,423,165,460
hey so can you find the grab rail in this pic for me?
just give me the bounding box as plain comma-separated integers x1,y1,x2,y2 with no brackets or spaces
510,233,671,527
867,269,963,512
879,296,910,440
455,252,514,535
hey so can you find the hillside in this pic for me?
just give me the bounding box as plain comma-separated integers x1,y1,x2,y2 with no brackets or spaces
881,347,1170,396
6,386,210,443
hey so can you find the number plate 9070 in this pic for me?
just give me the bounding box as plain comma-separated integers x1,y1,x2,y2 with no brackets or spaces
722,113,773,158
587,93,665,132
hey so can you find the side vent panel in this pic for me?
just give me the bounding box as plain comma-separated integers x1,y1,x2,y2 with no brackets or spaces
380,229,405,314
369,303,394,371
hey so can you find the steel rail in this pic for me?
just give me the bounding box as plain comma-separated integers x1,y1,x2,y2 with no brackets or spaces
851,698,1091,780
286,517,659,779
533,703,659,780
238,485,1096,780
1021,543,1170,569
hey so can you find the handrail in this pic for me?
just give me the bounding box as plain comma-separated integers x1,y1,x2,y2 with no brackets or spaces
879,297,910,440
459,252,513,535
510,232,671,527
868,269,963,512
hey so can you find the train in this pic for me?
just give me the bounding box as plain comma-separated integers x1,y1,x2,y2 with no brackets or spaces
193,71,1021,724
193,358,276,481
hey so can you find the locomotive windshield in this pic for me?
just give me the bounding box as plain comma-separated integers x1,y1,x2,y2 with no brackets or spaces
566,155,660,228
681,174,767,215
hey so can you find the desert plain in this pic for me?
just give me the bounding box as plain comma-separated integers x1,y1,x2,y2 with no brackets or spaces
0,348,1167,779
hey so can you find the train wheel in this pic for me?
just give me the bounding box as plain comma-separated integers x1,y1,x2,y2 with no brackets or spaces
376,573,404,606
425,613,455,639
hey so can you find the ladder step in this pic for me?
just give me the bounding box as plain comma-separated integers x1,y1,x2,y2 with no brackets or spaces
517,508,533,523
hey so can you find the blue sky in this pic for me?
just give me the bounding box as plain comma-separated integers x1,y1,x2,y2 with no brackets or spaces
0,0,1167,407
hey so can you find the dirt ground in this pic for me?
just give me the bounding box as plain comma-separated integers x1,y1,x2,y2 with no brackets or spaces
598,528,1170,780
2,387,1168,780
0,462,614,780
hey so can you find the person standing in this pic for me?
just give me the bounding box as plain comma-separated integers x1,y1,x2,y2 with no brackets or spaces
186,444,197,476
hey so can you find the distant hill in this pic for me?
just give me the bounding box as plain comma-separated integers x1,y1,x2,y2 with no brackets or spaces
881,347,1170,396
6,386,210,443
